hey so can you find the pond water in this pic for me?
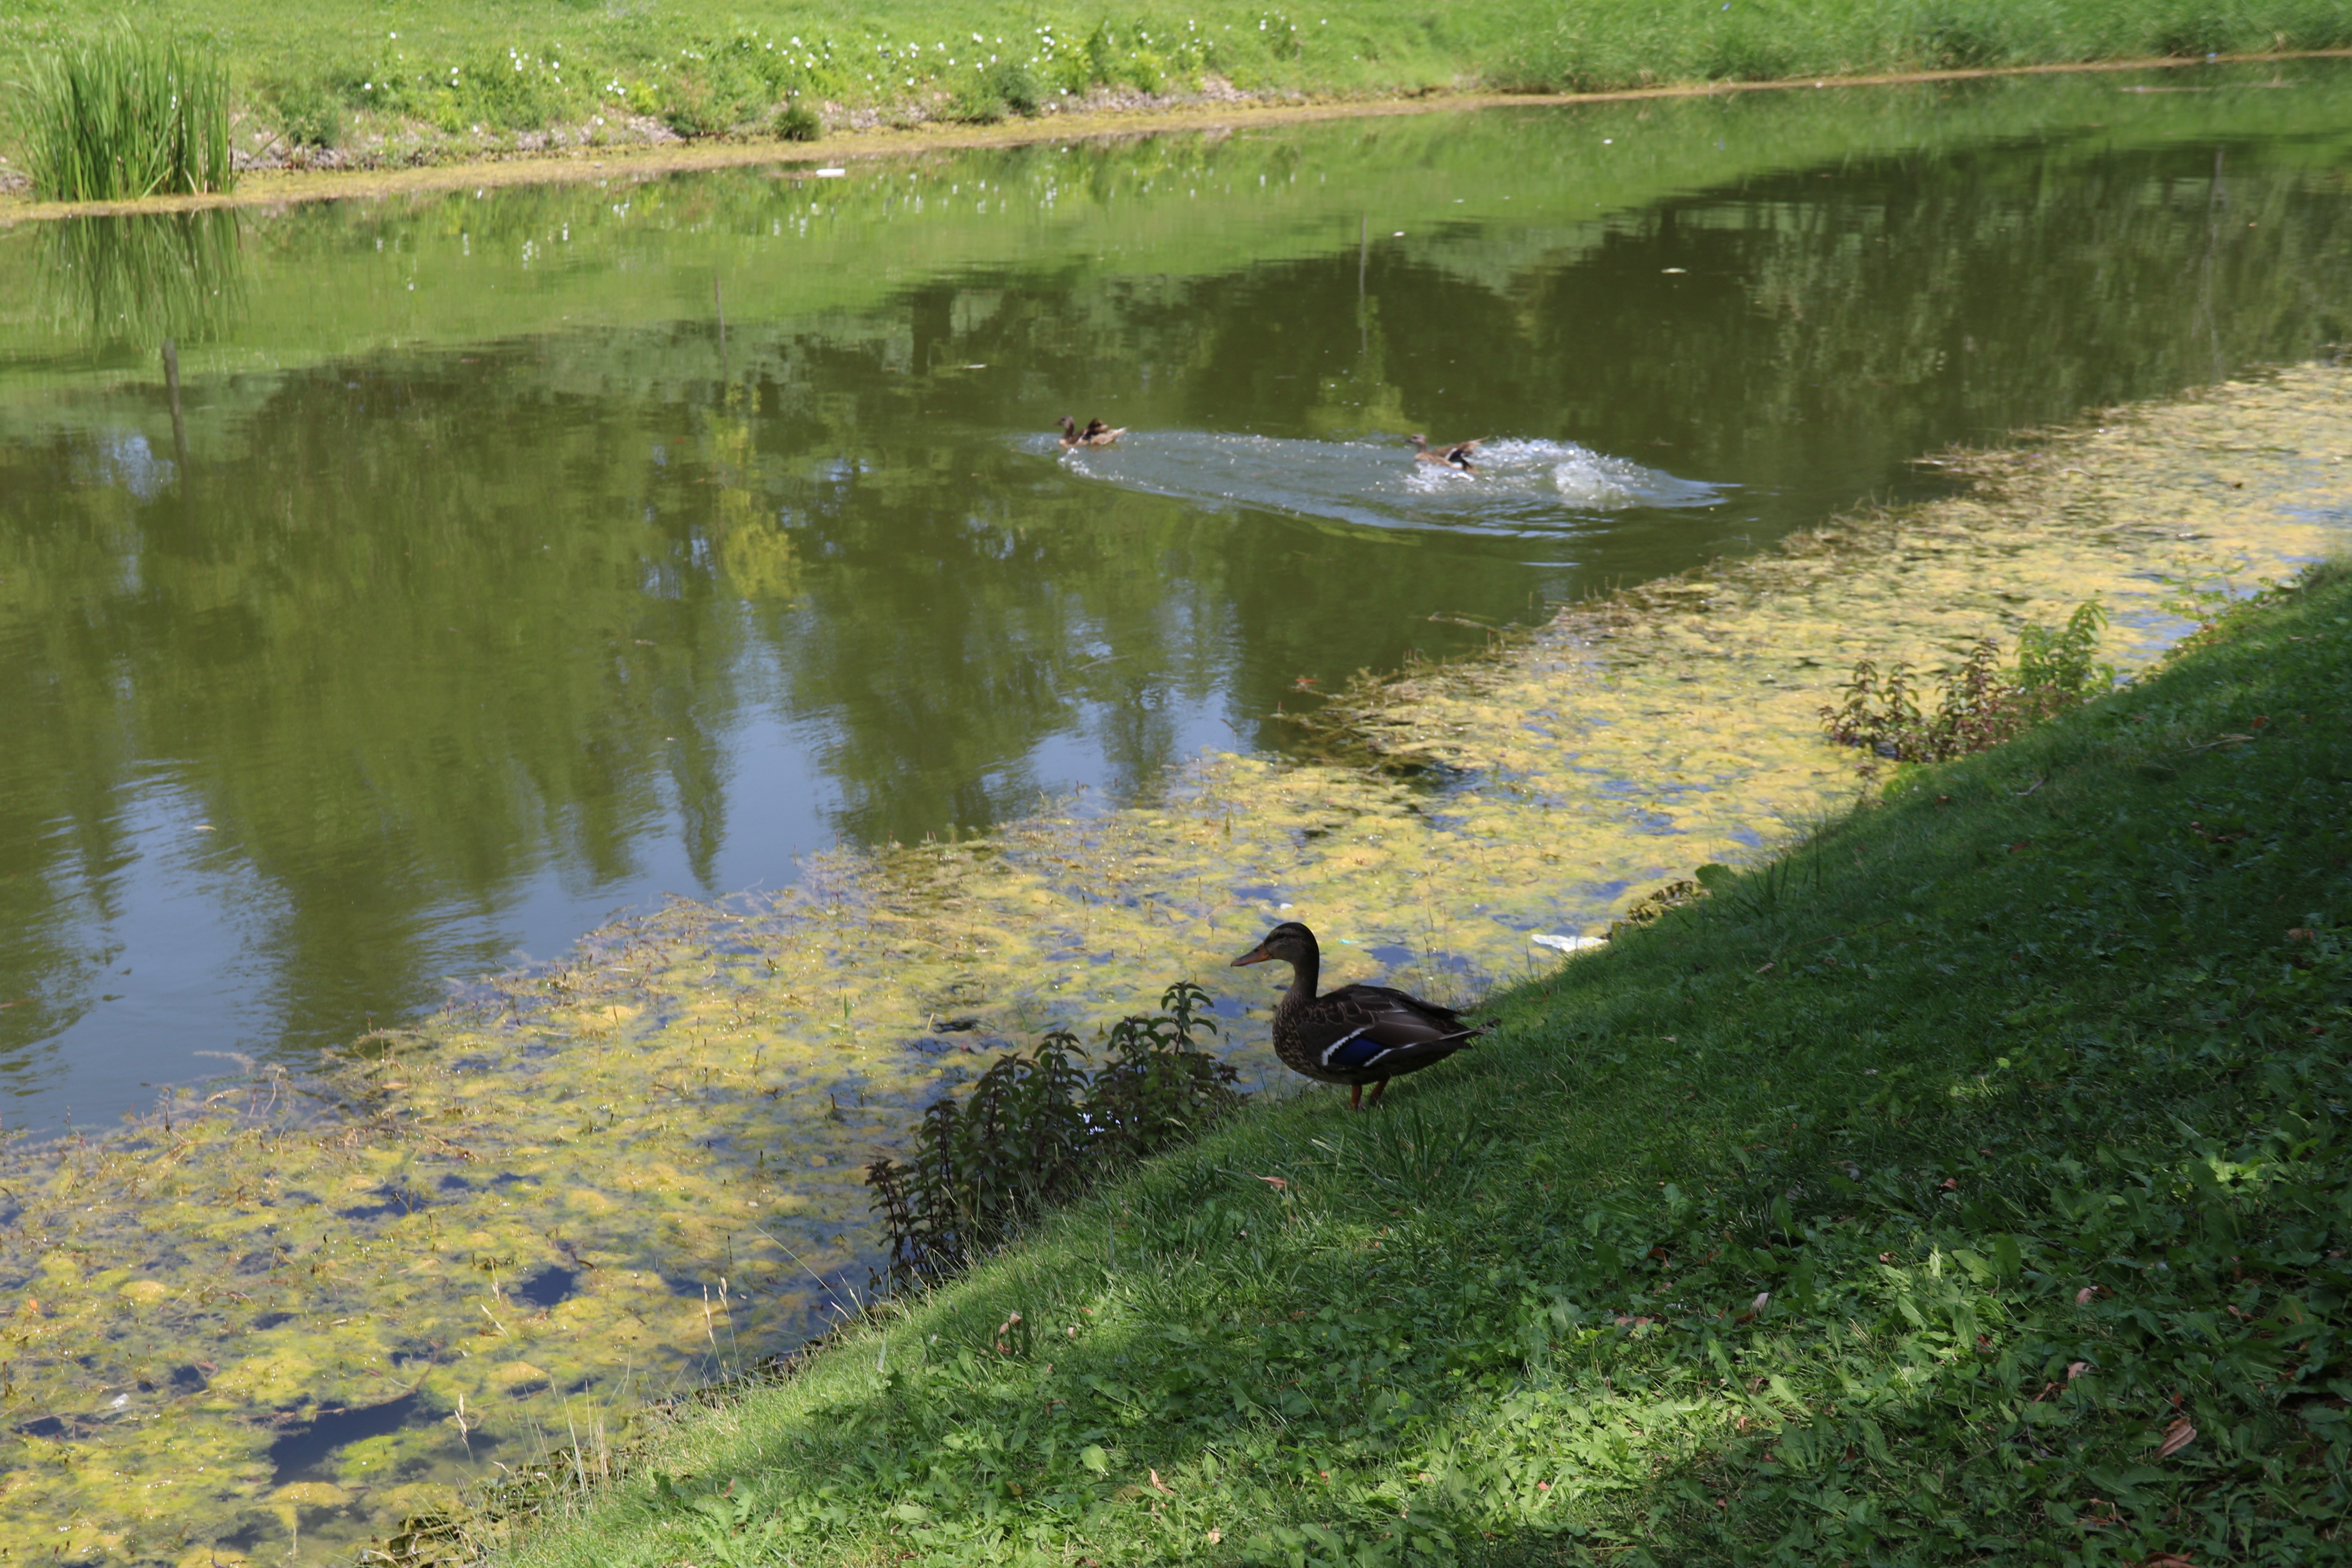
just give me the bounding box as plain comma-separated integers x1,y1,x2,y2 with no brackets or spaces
2,61,2350,1562
3,65,2349,1135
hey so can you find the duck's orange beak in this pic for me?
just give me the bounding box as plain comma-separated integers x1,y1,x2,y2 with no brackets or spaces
1230,943,1270,967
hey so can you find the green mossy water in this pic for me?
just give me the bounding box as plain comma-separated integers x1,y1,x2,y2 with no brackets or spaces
495,390,2352,1564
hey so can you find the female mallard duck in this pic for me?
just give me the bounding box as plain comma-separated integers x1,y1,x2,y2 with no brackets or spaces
1057,415,1127,448
1409,433,1480,474
1231,921,1488,1109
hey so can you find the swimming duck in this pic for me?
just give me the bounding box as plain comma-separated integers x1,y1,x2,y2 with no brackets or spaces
1410,433,1480,474
1057,415,1127,448
1231,921,1488,1109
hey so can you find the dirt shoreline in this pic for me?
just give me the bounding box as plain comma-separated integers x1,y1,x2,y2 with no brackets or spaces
3,46,2345,224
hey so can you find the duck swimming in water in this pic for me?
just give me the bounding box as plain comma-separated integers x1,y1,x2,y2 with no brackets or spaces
1057,415,1127,448
1410,433,1480,474
1231,921,1489,1109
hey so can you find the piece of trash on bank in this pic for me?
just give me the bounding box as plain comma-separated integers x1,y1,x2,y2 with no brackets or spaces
1531,933,1608,954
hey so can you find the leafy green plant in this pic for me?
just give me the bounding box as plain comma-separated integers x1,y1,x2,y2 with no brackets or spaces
867,981,1240,1291
770,98,822,141
270,75,344,150
945,83,1008,124
1822,601,2113,767
982,57,1044,115
22,30,235,200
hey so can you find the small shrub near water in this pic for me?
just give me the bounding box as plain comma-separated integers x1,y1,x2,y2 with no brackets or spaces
867,981,1242,1291
771,99,822,141
1822,600,2114,767
270,76,345,150
24,31,235,200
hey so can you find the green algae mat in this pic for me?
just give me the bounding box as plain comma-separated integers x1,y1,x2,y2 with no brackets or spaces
2,359,2346,1559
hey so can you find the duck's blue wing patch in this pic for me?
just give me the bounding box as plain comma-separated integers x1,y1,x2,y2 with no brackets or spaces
1318,1029,1395,1069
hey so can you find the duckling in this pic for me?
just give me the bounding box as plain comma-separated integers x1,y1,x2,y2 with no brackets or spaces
1232,921,1489,1109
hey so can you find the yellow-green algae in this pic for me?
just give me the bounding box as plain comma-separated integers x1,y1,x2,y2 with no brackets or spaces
1,364,2346,1562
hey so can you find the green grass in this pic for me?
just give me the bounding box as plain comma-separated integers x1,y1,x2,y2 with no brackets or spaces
1,0,2349,168
17,28,232,199
479,561,2352,1564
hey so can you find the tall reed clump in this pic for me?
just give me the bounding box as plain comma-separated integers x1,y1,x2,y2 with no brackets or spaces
867,981,1243,1292
24,31,236,201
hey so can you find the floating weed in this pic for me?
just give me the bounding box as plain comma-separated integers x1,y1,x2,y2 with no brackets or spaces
0,368,2346,1558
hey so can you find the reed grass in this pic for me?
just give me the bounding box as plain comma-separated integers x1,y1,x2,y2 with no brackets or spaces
22,30,234,201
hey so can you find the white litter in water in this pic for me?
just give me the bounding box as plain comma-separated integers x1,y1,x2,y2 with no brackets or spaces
1032,431,1724,538
1531,933,1609,954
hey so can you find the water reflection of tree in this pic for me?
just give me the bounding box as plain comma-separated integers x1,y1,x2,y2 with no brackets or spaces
1499,138,2352,515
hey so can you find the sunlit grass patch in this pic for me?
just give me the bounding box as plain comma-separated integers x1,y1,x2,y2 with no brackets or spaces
21,29,233,199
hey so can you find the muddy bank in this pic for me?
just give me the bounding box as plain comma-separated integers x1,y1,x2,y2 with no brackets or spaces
0,364,2345,1560
3,49,2346,224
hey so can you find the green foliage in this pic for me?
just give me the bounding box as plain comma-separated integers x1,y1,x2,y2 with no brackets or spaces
944,83,1008,124
770,98,821,141
867,981,1241,1291
1494,0,2349,93
20,29,234,200
1823,601,2114,766
270,73,343,149
503,565,2352,1565
950,57,1044,123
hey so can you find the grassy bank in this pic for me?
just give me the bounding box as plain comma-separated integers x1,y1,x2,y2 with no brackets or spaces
2,0,2351,178
487,560,2352,1564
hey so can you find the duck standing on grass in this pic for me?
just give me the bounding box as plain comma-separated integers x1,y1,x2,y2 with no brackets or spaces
1410,433,1480,474
1231,921,1489,1109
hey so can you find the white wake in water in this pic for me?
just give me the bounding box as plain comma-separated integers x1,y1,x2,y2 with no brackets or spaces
1030,432,1725,535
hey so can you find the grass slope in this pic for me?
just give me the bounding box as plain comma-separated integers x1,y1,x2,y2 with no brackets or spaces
493,563,2352,1564
2,0,2351,170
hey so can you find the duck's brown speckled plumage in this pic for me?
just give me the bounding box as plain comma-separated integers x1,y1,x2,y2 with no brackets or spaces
1057,414,1126,448
1409,433,1481,474
1231,921,1488,1109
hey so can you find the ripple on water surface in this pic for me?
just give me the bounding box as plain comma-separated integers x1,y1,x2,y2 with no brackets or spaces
1042,432,1727,534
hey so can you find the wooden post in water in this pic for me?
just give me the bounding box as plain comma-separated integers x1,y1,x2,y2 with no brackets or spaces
161,338,190,475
